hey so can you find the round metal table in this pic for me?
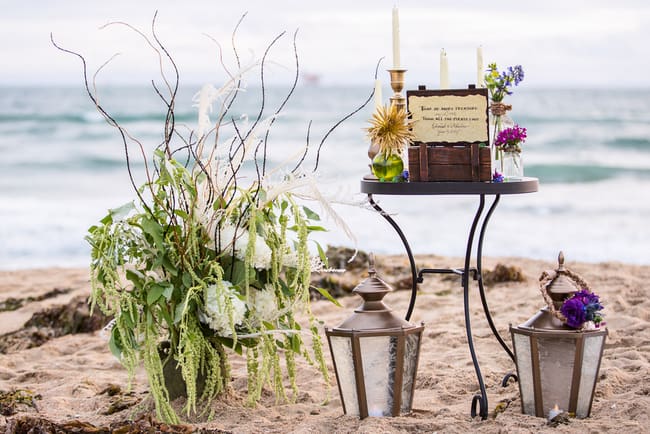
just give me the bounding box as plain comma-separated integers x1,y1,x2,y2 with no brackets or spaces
360,177,539,420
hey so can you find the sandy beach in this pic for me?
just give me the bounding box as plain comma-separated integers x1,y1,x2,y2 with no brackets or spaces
1,253,649,433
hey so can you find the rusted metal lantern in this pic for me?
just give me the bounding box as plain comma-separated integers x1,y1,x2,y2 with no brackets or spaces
325,255,424,419
510,252,607,419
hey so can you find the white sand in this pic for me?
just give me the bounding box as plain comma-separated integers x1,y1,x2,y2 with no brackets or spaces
1,255,648,433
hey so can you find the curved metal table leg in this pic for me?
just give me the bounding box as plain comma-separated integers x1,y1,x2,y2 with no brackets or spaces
476,195,516,362
464,195,488,419
367,194,418,321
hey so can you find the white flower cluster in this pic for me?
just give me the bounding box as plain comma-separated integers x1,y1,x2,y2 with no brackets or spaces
252,285,279,322
209,224,273,270
202,281,247,336
202,282,282,335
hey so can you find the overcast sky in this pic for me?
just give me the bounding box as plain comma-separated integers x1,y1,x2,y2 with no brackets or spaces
1,0,649,88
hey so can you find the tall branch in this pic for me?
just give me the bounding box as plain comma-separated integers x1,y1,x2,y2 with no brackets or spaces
311,58,382,173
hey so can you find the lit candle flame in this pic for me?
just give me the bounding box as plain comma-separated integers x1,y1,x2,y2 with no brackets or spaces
548,403,562,420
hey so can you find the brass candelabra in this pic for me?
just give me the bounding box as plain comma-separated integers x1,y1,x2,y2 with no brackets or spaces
387,68,407,110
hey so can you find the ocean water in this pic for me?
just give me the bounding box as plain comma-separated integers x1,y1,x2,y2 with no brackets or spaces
1,84,649,270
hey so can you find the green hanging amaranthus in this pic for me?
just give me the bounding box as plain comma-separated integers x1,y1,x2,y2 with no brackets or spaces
55,12,375,424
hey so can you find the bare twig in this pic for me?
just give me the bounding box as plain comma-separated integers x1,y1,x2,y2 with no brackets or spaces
261,28,300,176
50,33,153,217
311,57,382,173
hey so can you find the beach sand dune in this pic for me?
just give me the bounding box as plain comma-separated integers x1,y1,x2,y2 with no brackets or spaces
1,255,648,433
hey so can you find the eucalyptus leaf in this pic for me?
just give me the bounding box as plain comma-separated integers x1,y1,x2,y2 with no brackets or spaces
174,299,187,325
302,205,320,221
289,334,301,353
141,217,164,250
147,283,165,305
158,302,174,328
108,327,123,359
125,269,144,288
314,286,342,307
109,201,136,222
182,272,192,288
162,283,174,301
174,209,189,219
315,241,328,267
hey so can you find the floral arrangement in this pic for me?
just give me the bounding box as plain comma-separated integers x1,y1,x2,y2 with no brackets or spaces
484,63,526,168
54,15,369,424
366,103,413,158
560,289,605,330
484,63,525,103
494,125,527,153
366,103,414,182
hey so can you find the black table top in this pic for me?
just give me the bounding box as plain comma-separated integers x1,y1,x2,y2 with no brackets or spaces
361,177,539,195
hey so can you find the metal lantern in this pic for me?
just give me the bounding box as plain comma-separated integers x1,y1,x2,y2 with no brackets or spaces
325,255,424,419
510,252,607,419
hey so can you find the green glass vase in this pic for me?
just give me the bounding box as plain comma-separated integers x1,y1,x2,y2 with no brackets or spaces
372,152,404,182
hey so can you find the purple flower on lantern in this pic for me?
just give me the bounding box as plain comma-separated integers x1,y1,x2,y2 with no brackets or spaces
492,170,504,183
560,289,604,329
561,298,587,328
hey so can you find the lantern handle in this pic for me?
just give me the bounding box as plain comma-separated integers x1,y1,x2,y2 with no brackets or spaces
539,252,592,325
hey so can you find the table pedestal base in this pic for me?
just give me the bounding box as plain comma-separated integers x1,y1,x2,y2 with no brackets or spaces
368,193,517,420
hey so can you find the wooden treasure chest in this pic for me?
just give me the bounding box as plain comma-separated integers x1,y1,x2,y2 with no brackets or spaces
407,86,491,182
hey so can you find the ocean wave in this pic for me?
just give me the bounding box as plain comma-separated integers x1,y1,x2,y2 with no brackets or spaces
0,111,199,125
515,115,646,125
8,156,143,172
605,137,650,150
525,164,650,183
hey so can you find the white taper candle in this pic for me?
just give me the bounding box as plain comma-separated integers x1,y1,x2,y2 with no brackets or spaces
392,7,401,68
374,79,383,110
477,46,484,87
440,49,449,89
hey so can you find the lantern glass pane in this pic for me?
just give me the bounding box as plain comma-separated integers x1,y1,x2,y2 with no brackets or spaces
537,336,576,416
359,335,394,417
513,332,535,415
576,334,605,418
400,332,420,414
330,335,359,416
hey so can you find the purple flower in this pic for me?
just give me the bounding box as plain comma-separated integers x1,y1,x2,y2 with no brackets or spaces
574,289,604,322
495,125,527,152
561,297,587,328
560,289,604,329
492,170,504,183
484,63,525,102
401,170,409,181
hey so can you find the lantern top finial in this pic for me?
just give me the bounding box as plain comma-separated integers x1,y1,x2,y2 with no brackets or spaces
334,253,415,331
368,252,377,277
545,251,580,301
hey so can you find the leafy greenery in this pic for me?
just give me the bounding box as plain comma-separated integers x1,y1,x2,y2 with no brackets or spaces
87,156,329,423
54,14,369,424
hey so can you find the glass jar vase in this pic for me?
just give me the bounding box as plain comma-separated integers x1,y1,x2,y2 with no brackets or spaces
490,102,514,170
371,152,404,182
502,151,523,180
